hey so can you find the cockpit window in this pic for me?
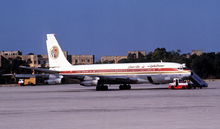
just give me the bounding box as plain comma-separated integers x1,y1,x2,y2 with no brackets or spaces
183,68,190,70
178,67,190,70
177,67,183,70
178,64,190,70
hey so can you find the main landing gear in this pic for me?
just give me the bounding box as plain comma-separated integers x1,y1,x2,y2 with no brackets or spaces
119,84,131,90
96,84,131,91
96,84,108,91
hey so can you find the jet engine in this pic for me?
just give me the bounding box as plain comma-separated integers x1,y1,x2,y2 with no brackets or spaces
80,76,99,86
44,74,63,85
80,80,98,86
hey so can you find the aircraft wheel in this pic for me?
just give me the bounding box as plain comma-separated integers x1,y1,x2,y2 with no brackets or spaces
96,85,108,91
119,85,124,90
187,85,192,89
119,84,131,90
103,86,108,90
127,85,131,90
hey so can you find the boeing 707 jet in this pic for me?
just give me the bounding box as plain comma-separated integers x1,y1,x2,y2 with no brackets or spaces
38,34,193,90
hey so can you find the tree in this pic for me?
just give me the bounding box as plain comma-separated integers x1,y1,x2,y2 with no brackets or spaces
214,53,220,78
28,53,34,55
190,53,215,78
150,48,168,61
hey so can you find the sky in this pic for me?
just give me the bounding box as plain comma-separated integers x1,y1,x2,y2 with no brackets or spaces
0,0,220,59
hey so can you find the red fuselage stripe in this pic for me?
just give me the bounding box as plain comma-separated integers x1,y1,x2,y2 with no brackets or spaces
59,68,183,74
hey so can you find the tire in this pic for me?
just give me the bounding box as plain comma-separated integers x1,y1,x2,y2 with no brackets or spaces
187,85,192,89
119,84,131,90
96,86,108,91
119,85,124,90
126,85,131,90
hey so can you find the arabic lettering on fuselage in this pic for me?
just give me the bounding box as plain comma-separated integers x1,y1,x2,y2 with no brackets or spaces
148,64,164,68
128,64,164,69
128,65,145,69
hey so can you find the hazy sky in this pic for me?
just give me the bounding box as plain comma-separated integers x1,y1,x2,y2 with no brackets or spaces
0,0,220,59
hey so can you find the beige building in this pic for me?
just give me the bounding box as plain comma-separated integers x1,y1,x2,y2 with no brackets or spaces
2,55,42,68
128,51,146,59
0,51,48,68
191,50,203,56
71,55,94,65
101,56,127,63
0,49,95,70
38,54,95,66
2,53,94,68
0,51,22,56
101,51,146,63
22,55,39,67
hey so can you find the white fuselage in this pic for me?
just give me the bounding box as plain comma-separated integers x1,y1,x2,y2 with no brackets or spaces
50,62,191,84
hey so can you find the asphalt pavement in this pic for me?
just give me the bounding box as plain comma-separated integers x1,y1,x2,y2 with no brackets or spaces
0,81,220,129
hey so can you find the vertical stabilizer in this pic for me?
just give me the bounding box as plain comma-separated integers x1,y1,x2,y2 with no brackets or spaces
46,34,72,69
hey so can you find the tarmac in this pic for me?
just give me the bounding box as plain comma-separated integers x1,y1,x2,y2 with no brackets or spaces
0,81,220,129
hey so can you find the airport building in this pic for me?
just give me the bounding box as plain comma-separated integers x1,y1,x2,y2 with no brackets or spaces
128,51,146,59
71,55,95,65
191,50,203,56
0,50,95,69
101,56,127,63
101,51,147,63
0,51,22,56
0,54,46,68
0,50,147,67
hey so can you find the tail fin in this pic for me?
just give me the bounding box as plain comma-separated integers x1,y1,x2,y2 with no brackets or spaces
46,34,72,68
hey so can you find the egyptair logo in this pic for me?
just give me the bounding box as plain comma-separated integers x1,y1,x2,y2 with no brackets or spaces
50,46,59,59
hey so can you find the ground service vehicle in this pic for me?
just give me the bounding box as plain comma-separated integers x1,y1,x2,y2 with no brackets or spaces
18,78,36,86
168,78,191,89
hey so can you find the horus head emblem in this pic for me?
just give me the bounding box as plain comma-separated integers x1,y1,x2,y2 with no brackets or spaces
50,46,59,59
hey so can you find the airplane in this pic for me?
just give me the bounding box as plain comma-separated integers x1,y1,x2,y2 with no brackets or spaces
29,34,192,91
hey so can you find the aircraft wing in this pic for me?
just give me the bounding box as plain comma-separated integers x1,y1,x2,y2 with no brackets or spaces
60,74,148,86
15,74,51,78
19,66,59,74
60,74,133,81
18,66,149,85
1,73,51,78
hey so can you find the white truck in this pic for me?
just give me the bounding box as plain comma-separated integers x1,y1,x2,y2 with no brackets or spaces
168,78,192,89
